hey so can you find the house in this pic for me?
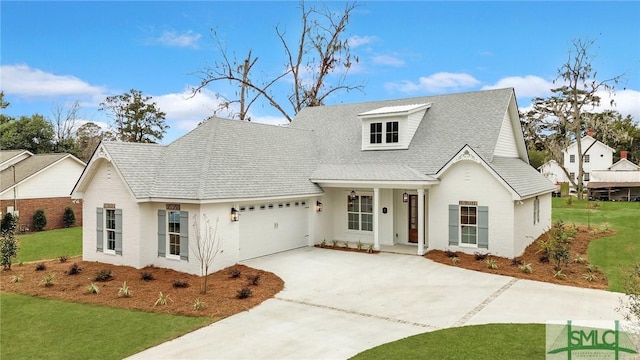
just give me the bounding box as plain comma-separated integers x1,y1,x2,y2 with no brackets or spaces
71,88,556,275
538,159,569,191
587,151,640,201
0,150,85,231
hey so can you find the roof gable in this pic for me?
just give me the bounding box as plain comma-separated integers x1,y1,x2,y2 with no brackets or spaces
1,153,85,193
564,135,615,154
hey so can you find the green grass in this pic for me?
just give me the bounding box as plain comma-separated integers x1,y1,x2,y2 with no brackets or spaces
350,324,545,360
15,227,82,263
552,198,640,292
0,292,212,360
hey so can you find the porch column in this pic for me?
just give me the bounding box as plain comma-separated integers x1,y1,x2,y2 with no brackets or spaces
417,188,425,255
373,187,380,250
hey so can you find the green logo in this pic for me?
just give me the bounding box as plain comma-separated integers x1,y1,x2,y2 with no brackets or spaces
547,320,638,359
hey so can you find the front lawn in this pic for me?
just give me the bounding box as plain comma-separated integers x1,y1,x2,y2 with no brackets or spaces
552,198,640,291
0,292,211,360
350,324,545,360
15,227,82,263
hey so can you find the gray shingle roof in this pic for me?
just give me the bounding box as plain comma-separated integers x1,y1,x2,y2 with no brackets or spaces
311,164,436,182
0,150,28,164
1,153,69,192
488,157,556,197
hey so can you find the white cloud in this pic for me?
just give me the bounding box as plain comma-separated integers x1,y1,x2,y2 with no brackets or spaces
372,54,405,67
482,75,554,98
153,30,202,48
0,64,106,98
593,89,640,121
386,72,481,94
348,35,376,48
154,88,221,131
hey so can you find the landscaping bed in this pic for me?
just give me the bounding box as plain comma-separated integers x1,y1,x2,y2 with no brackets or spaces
0,259,284,319
425,223,611,290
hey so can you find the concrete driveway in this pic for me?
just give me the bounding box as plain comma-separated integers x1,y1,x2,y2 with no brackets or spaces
129,247,623,360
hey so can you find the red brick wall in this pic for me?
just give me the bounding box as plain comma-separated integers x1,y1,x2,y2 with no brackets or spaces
0,197,83,231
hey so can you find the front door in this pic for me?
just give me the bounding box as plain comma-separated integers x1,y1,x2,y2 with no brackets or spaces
408,195,418,243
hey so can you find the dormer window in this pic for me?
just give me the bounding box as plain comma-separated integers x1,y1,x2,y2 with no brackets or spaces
359,103,432,151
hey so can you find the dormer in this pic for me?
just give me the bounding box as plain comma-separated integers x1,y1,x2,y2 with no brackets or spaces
359,103,431,150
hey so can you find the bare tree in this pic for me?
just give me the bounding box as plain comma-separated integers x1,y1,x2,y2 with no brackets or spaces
524,38,623,199
50,101,81,153
191,214,223,294
192,1,363,122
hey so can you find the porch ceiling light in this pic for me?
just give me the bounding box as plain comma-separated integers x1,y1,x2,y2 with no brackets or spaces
402,192,409,203
315,201,323,212
230,207,239,222
350,190,357,200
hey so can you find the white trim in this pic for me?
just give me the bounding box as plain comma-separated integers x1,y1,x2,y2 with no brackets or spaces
2,153,85,195
312,180,438,189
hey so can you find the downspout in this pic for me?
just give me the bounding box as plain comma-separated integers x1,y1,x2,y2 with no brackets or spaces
12,165,17,211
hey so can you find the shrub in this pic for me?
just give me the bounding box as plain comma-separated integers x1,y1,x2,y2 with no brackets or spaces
229,268,241,279
319,239,326,248
35,263,46,271
86,283,100,294
63,207,76,228
10,274,23,283
58,255,69,263
39,274,55,287
66,263,82,275
342,241,349,248
445,249,458,258
140,271,154,282
172,280,189,288
0,212,17,233
367,244,374,253
236,287,252,299
247,274,261,286
193,298,206,311
0,227,18,270
573,253,586,264
95,269,112,282
451,257,460,265
332,240,339,247
583,272,598,282
356,241,364,251
32,209,47,231
519,263,533,274
553,269,567,279
485,258,498,269
474,252,489,261
118,281,132,297
154,292,172,306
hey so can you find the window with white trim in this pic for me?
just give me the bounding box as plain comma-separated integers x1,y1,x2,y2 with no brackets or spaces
570,154,576,163
347,195,373,231
569,172,575,181
370,123,382,144
584,154,590,163
460,205,477,245
583,172,590,181
105,209,116,253
533,197,540,225
386,121,398,143
168,211,181,257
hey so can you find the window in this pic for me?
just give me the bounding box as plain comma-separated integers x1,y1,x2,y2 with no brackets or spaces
168,211,181,257
459,206,477,245
370,123,382,144
583,172,590,181
106,209,116,252
347,195,373,231
570,154,576,163
584,154,590,163
533,197,540,225
386,121,398,143
569,172,575,181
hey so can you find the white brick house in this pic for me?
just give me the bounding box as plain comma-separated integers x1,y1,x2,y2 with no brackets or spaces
72,88,555,275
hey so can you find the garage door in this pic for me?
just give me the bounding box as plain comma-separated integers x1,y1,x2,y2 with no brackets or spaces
239,200,310,260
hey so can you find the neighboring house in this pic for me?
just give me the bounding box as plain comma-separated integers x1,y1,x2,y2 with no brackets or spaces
0,150,85,230
562,135,615,186
587,151,640,201
71,88,555,275
538,159,569,187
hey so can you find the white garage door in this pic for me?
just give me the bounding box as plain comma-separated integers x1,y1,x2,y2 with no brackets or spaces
239,200,310,260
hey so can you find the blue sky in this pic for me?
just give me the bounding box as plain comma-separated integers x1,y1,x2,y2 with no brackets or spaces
2,1,639,144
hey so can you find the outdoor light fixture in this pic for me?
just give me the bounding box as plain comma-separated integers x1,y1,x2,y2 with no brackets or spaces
315,201,323,212
350,190,357,200
402,192,409,203
230,207,239,222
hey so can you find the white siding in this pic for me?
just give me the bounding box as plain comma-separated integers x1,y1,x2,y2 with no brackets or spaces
428,160,516,257
563,137,614,185
0,158,84,200
493,110,519,158
406,109,427,147
539,160,569,185
610,159,640,171
512,193,551,256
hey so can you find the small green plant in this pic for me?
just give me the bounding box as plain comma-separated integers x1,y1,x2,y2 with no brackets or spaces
35,262,46,271
451,257,460,265
63,207,76,228
193,298,206,310
66,263,82,275
32,209,47,231
583,272,598,282
587,263,599,273
247,274,261,286
367,244,374,253
95,269,112,282
342,241,349,248
118,281,132,297
229,268,242,279
236,287,252,299
519,263,533,274
565,197,573,206
356,241,364,251
86,282,100,294
319,239,327,248
172,280,189,288
154,292,172,306
573,253,586,264
39,273,55,287
58,255,69,263
553,269,567,279
140,271,154,282
485,258,498,269
332,240,339,247
10,274,23,283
